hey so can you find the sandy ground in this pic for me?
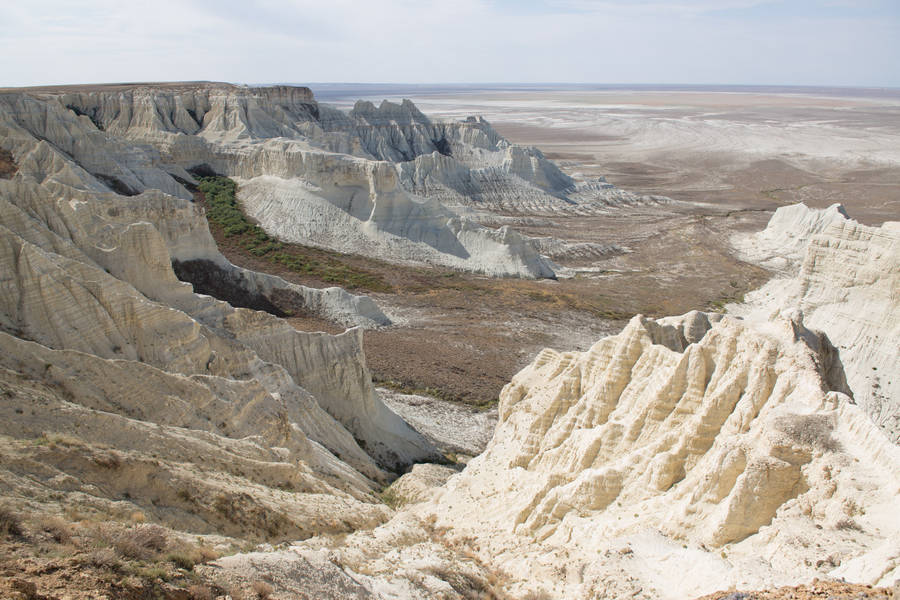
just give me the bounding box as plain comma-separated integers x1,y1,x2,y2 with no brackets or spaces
378,388,497,458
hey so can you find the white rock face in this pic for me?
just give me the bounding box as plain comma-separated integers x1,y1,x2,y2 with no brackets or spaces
0,82,441,537
15,83,661,278
236,172,557,278
732,202,852,272
18,84,562,277
295,311,899,599
731,204,900,441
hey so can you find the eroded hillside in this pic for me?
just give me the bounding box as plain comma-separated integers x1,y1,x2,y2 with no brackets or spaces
0,84,896,600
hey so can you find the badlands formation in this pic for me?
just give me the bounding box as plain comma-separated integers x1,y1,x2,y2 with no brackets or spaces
0,83,897,599
226,208,899,598
0,83,440,551
3,82,661,280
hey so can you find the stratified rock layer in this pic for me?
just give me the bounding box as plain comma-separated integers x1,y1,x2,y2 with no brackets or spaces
0,83,440,541
299,310,898,599
732,203,900,441
4,83,660,278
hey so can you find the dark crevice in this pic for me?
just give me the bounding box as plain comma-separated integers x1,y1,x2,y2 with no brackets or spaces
432,136,452,157
185,108,202,128
94,173,139,196
172,259,287,317
66,104,104,130
187,164,219,178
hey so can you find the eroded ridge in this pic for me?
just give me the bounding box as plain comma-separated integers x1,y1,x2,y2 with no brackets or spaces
294,310,898,600
732,203,900,441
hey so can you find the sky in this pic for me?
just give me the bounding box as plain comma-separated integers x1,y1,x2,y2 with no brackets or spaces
1,0,898,88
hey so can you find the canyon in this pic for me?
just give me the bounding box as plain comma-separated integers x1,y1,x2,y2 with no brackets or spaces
0,83,897,600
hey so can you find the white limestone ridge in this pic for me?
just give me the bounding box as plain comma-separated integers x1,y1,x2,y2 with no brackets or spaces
22,83,661,277
732,202,852,273
0,84,442,537
4,84,540,277
335,99,661,215
280,310,899,599
220,207,897,598
731,203,900,442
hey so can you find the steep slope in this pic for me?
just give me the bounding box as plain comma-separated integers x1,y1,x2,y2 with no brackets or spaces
13,83,662,278
37,84,559,277
0,84,442,550
731,204,900,441
206,206,898,598
219,309,898,599
328,99,662,215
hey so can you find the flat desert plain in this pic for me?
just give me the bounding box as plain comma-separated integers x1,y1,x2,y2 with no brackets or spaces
400,88,900,224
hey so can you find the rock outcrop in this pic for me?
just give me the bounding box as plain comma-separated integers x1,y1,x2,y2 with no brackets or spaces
209,202,898,597
10,84,555,277
282,310,898,599
731,203,900,441
0,83,441,544
3,83,661,279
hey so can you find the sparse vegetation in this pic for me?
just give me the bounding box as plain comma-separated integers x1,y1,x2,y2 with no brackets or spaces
521,590,553,600
0,148,17,179
188,584,215,600
196,175,391,291
0,512,226,598
37,516,72,544
835,517,863,532
0,505,23,537
380,485,406,509
775,414,840,452
251,580,274,599
112,523,169,560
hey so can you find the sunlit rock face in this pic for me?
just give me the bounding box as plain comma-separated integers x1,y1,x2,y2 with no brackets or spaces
271,204,898,598
0,83,442,541
31,83,660,278
732,203,900,441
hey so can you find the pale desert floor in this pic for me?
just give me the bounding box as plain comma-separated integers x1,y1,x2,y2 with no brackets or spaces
299,89,900,421
406,89,900,226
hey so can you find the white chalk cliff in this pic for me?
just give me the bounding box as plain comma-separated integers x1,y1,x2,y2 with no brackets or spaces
26,83,563,277
229,208,900,599
731,203,900,442
0,84,442,540
269,309,898,599
3,83,896,599
26,83,660,278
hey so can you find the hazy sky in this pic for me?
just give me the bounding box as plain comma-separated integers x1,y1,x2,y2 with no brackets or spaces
2,0,898,87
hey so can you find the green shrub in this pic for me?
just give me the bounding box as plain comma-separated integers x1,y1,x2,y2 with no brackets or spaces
196,175,391,292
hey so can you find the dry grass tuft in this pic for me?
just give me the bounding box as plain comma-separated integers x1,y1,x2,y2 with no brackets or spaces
774,414,840,452
82,548,122,570
113,523,169,560
423,564,502,599
0,504,24,537
166,541,220,570
37,515,72,543
251,580,274,599
835,517,863,532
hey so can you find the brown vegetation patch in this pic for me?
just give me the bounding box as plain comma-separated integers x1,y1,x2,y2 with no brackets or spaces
0,514,224,600
693,579,895,600
0,148,17,179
